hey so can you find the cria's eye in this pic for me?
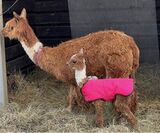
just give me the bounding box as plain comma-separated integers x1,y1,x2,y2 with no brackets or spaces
72,60,77,64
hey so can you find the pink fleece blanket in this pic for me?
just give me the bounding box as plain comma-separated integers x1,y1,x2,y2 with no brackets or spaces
82,78,134,102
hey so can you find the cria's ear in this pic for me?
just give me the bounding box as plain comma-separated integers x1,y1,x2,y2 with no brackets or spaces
13,11,20,21
66,61,69,65
20,8,27,19
79,48,84,55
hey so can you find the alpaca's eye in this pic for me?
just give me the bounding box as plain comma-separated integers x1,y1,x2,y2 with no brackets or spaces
8,27,13,32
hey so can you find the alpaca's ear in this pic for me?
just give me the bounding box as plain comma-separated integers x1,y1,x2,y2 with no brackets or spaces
20,8,27,19
79,48,84,55
13,11,20,21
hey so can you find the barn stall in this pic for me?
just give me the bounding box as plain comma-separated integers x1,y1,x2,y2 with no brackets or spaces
0,0,160,132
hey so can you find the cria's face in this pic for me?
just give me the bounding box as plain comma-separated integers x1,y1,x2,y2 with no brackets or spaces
68,53,85,71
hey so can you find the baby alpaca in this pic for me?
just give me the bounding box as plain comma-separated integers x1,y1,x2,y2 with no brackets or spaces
67,49,138,128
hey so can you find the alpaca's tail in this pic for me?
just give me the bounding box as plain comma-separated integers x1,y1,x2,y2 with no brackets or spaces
133,44,140,72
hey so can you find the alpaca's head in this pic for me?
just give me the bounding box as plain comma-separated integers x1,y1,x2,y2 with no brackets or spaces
2,8,28,40
67,49,86,70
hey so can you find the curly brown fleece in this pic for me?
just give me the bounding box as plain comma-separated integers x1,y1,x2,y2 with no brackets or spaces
39,30,139,82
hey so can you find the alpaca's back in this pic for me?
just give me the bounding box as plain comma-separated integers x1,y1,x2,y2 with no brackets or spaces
39,30,139,83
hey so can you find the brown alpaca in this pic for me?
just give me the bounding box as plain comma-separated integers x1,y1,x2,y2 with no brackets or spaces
2,8,140,111
67,49,138,128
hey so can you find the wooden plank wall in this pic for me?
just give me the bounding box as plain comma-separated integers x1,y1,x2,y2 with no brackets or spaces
3,0,71,73
68,0,159,63
0,0,8,106
156,0,160,53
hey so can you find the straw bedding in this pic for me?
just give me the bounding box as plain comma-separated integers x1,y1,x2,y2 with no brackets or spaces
0,64,159,132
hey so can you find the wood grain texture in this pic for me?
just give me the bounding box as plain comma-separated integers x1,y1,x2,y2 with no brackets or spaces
7,55,33,72
3,0,71,72
0,0,8,106
68,0,159,63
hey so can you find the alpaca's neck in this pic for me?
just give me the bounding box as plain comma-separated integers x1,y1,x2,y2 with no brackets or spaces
19,22,43,62
75,66,87,86
20,41,43,62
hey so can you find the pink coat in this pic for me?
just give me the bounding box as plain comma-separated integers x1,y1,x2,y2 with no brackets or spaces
82,78,134,102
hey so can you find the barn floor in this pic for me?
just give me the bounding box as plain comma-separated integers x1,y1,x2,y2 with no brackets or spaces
0,64,160,132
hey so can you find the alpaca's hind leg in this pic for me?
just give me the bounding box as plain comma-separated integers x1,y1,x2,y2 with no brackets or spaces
130,71,135,79
129,71,137,84
114,95,137,128
94,100,105,128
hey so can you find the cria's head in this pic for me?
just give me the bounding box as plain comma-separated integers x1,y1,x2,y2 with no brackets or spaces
2,8,28,40
67,48,86,70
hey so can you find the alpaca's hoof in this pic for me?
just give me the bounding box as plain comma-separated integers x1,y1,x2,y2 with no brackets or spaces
64,107,72,113
130,124,139,132
95,120,104,128
132,122,139,131
96,123,104,128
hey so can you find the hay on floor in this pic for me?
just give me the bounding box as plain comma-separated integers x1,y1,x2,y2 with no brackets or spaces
0,64,160,132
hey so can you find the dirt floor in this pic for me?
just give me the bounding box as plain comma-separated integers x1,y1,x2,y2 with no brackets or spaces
0,64,160,132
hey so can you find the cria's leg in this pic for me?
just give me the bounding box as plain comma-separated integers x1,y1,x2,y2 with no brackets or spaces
105,67,111,78
65,85,75,112
94,100,105,128
114,95,137,128
74,86,84,110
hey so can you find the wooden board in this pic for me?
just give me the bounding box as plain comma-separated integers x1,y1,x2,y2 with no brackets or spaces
29,13,70,25
3,0,68,13
35,26,71,37
2,0,35,14
68,24,158,37
156,0,160,7
4,12,70,25
5,44,25,61
68,0,159,63
0,0,8,106
69,9,156,25
3,0,71,72
35,0,68,12
68,0,155,10
156,0,160,53
4,39,19,48
7,55,33,72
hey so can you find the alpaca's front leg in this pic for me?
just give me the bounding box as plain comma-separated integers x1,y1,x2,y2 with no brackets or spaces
94,100,105,128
